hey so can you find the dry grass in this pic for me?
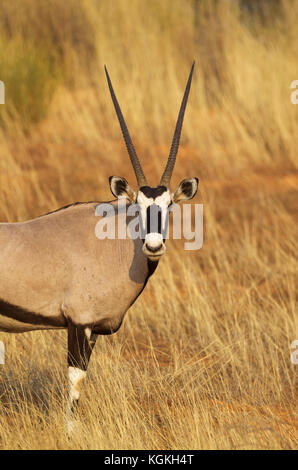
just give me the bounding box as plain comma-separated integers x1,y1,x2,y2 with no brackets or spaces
0,0,297,449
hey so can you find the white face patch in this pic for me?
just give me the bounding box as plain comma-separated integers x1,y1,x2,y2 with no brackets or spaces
137,188,171,237
136,191,154,208
137,189,171,208
154,191,171,208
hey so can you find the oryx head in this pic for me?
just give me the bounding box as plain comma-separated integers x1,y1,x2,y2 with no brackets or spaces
105,63,198,261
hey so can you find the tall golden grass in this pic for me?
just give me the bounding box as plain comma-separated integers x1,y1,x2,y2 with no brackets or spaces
0,0,297,449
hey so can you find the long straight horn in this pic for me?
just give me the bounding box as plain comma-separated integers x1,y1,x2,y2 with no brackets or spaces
104,66,147,187
160,62,195,187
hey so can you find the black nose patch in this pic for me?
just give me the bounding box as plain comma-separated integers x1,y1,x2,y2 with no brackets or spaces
145,244,163,253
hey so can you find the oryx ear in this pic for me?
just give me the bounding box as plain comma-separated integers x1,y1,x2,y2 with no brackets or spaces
109,176,136,202
172,177,198,203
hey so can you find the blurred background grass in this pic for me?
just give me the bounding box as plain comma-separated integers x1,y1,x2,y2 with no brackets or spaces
0,0,297,450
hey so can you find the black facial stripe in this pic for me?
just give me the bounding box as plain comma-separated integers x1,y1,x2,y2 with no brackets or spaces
146,205,151,233
139,185,167,199
0,299,66,327
146,205,162,234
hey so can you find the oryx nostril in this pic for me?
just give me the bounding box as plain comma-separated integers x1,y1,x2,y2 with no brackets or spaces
145,244,163,253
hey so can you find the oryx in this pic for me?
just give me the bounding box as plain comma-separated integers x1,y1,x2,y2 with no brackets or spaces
0,63,198,429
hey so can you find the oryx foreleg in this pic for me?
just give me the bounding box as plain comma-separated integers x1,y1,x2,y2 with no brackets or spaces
66,322,97,433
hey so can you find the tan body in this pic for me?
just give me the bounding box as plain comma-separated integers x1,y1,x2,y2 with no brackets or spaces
0,201,149,334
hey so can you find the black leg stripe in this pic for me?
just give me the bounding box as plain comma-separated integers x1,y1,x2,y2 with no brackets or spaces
0,299,66,327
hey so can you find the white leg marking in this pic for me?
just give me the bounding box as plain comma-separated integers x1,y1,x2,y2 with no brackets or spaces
66,366,86,435
68,366,86,401
84,327,92,340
